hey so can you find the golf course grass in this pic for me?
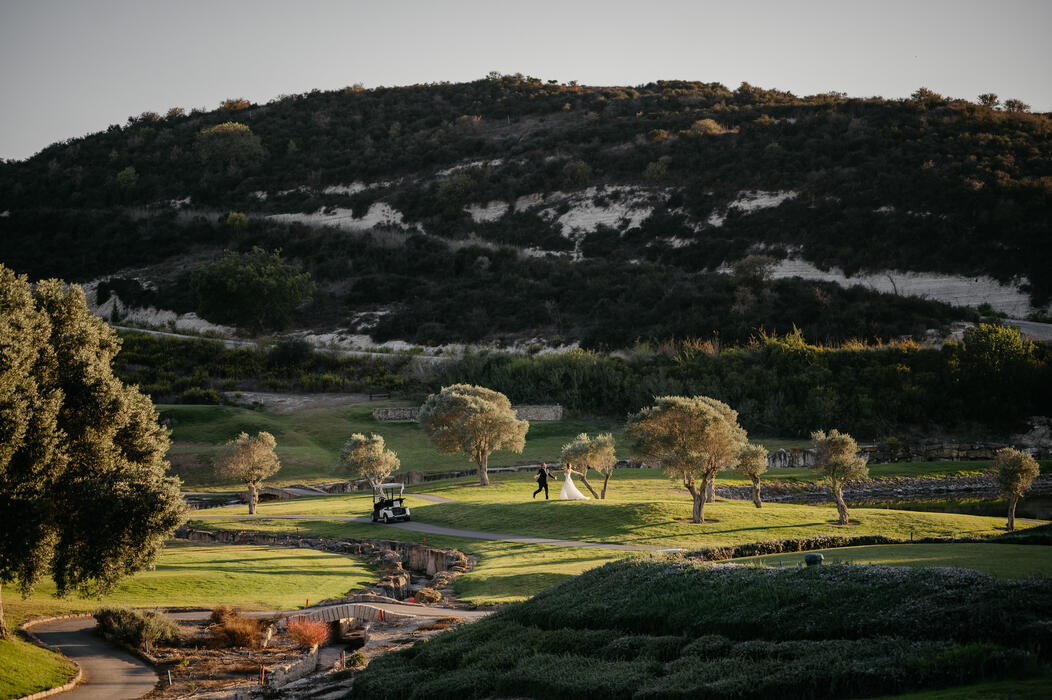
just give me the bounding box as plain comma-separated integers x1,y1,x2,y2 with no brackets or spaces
161,401,828,488
0,639,75,700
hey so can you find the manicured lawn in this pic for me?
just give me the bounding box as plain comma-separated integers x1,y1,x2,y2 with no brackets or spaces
0,638,75,700
728,543,1052,579
4,540,374,629
161,402,628,488
199,471,1035,550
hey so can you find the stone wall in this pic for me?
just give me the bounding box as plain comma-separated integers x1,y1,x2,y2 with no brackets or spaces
372,404,564,422
764,441,1050,470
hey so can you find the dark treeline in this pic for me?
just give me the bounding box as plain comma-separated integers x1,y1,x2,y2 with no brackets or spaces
437,325,1050,437
1,75,1048,301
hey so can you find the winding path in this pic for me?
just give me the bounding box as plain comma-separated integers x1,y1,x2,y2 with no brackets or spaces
27,617,158,699
189,514,684,553
28,602,491,699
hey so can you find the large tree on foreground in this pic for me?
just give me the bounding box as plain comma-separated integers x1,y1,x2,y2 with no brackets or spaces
0,266,186,638
215,432,281,514
626,396,747,523
993,448,1040,531
419,384,528,486
811,429,868,525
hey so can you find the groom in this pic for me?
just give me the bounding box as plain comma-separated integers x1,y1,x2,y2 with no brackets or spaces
533,462,554,500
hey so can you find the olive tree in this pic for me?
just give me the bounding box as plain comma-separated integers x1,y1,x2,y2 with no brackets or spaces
215,432,281,514
339,433,400,493
737,443,769,508
626,396,747,523
992,448,1040,531
811,429,868,525
560,433,617,499
196,121,263,171
419,384,528,486
0,267,186,638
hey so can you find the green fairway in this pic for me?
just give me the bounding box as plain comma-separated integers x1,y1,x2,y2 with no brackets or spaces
727,543,1052,579
199,470,1035,550
4,540,374,629
0,638,76,700
161,401,630,487
165,400,961,489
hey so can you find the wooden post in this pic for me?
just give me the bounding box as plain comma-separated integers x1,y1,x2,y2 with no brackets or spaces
260,665,265,685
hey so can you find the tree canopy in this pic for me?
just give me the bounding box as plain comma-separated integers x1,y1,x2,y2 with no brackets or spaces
418,384,528,486
214,431,281,514
190,247,314,332
626,395,747,523
338,433,400,491
811,429,868,525
560,432,617,499
992,447,1040,531
737,442,769,508
0,266,186,637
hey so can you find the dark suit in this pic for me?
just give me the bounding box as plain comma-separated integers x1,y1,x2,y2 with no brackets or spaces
533,467,551,499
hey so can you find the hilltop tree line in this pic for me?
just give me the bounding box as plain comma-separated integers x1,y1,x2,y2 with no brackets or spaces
0,75,1048,301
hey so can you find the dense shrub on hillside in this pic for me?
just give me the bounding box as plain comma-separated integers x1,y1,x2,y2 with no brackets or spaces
112,331,413,400
1,76,1048,301
440,326,1050,435
352,561,1051,699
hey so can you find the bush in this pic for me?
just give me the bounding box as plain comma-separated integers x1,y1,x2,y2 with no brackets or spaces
94,607,178,648
209,610,262,649
287,617,329,649
348,650,367,668
181,387,222,404
209,604,237,624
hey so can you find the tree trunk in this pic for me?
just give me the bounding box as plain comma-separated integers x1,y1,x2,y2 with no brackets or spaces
601,472,611,500
1007,494,1018,531
688,480,708,523
705,478,715,503
751,476,762,508
577,470,600,499
249,483,258,514
0,582,8,640
477,451,490,486
833,483,850,525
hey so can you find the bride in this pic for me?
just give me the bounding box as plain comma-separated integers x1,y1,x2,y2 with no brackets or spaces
560,468,591,500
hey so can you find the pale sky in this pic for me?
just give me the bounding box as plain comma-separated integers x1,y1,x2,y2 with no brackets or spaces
1,0,1049,161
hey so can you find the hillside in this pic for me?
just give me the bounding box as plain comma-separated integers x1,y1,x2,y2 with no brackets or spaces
1,75,1049,347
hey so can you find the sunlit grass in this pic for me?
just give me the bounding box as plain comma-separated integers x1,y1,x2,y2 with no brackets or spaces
0,638,75,700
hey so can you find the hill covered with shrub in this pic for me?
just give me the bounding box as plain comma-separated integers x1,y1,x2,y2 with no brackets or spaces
1,75,1048,346
352,558,1052,699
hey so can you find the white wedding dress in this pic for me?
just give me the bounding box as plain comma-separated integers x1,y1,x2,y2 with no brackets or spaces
560,472,591,500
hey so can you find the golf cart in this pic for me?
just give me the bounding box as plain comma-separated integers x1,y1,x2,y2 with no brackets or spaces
371,483,411,524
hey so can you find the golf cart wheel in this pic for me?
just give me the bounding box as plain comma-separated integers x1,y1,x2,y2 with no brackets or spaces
405,515,411,521
382,514,389,524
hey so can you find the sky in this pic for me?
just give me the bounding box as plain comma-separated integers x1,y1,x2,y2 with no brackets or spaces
1,0,1049,161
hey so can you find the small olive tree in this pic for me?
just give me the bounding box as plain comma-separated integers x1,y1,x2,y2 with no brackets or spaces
811,429,868,525
560,433,617,499
992,448,1040,531
339,433,400,493
626,396,747,523
419,384,528,486
737,443,769,508
215,432,281,514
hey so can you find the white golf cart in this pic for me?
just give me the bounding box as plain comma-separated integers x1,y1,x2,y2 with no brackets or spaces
371,483,411,524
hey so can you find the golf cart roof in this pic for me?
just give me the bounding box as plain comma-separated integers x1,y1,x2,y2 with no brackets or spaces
378,483,404,490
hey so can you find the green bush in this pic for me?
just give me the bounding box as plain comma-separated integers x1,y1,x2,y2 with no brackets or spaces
94,607,178,648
